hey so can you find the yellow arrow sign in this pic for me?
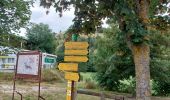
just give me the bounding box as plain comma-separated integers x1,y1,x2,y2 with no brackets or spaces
65,72,79,81
64,56,88,62
65,42,89,50
58,63,78,71
65,50,88,56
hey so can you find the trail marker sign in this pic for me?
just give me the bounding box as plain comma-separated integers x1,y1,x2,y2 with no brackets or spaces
65,50,88,55
65,72,79,82
65,42,89,49
64,56,88,62
58,41,89,100
58,63,78,72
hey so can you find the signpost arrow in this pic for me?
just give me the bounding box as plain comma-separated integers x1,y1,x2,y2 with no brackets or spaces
65,50,88,56
65,72,79,82
64,56,88,62
58,63,78,72
65,42,89,50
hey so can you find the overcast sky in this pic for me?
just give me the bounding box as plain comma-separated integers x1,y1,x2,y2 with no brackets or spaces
19,1,75,37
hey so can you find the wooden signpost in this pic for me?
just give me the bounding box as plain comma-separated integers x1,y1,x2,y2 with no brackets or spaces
58,41,89,100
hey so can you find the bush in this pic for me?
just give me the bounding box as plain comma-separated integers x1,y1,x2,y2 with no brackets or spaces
118,76,135,95
79,72,97,89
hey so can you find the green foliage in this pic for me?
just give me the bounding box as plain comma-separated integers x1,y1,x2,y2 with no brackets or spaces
39,0,170,44
0,33,26,48
0,0,31,34
149,30,170,96
79,72,97,89
55,33,65,63
26,23,56,54
94,25,170,95
94,24,135,91
118,76,135,94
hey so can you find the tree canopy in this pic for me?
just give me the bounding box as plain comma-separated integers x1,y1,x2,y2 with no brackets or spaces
26,23,56,54
0,0,31,34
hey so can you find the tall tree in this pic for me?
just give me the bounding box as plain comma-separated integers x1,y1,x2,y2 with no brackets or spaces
39,0,170,99
0,0,31,34
26,23,56,54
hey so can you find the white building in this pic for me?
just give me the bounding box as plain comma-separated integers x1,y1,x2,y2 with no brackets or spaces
0,46,57,72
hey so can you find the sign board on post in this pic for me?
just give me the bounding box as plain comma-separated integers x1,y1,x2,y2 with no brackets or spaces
16,51,41,80
44,57,55,63
12,51,45,100
58,41,89,100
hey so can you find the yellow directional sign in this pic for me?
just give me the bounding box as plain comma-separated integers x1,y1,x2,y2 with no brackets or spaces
64,56,88,62
58,63,78,71
65,42,89,50
65,50,88,55
65,72,79,81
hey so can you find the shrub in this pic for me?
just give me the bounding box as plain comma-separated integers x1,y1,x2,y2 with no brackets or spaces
118,76,135,95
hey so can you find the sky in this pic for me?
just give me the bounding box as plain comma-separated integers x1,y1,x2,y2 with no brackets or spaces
19,1,75,37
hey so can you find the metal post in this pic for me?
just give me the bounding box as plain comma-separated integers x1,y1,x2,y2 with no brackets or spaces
12,78,16,100
12,54,19,100
38,52,42,100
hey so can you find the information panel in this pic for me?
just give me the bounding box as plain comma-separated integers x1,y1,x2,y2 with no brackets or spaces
15,51,41,79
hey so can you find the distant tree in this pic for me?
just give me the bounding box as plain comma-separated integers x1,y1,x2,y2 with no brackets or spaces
55,33,65,63
0,0,31,34
26,23,56,54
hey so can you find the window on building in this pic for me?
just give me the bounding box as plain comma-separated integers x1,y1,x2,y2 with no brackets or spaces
2,58,6,63
8,58,14,63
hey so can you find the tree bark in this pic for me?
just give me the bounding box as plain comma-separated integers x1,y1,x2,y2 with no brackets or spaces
132,44,151,100
134,0,151,100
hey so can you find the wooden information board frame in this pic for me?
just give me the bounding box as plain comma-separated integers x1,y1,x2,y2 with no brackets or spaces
15,51,41,80
12,51,45,100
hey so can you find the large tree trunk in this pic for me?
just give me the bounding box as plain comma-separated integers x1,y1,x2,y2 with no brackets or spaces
118,0,151,99
134,0,151,100
132,44,151,100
